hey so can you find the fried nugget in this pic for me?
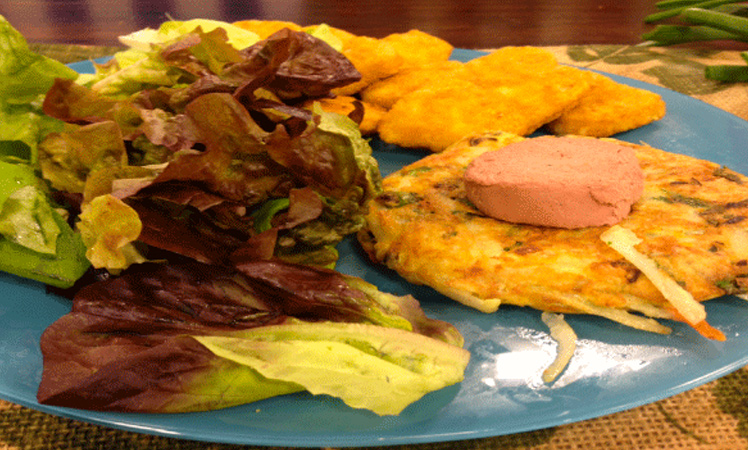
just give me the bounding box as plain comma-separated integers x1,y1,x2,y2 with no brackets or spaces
377,79,489,152
331,35,405,96
464,46,560,85
546,71,666,137
361,48,565,112
232,20,303,39
302,96,387,135
361,61,467,109
381,29,454,69
377,66,592,152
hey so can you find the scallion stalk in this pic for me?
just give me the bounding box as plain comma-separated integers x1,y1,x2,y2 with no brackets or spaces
704,64,748,81
645,0,743,23
642,24,748,44
681,7,748,38
643,1,748,82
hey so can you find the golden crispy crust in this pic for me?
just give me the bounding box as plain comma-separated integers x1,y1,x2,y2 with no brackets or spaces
359,131,748,331
331,35,406,96
332,30,453,97
376,66,592,152
546,72,667,137
361,61,467,109
365,47,665,151
381,29,454,70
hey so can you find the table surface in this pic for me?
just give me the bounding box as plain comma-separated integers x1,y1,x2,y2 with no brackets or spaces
4,2,748,450
2,0,660,48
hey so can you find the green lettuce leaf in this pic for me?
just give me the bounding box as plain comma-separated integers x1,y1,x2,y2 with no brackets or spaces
38,121,128,195
77,194,146,273
119,19,260,51
0,160,89,287
89,56,182,98
0,106,63,161
0,15,77,162
0,185,60,255
303,24,345,51
195,321,469,416
0,15,78,105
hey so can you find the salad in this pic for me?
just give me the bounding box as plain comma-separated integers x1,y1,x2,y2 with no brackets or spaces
0,16,469,416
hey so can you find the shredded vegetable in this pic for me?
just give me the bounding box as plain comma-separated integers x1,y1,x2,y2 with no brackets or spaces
541,312,577,383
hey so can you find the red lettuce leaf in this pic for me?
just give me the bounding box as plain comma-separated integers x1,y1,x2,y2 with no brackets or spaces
37,28,375,270
265,120,361,199
151,93,289,204
37,326,301,412
160,27,244,77
127,197,246,265
43,78,197,155
43,78,120,124
125,185,322,265
37,259,463,412
225,28,361,102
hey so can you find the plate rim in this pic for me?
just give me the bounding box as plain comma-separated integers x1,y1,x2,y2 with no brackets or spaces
0,47,747,448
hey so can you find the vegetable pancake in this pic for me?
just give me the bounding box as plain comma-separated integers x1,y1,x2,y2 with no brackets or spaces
358,131,748,336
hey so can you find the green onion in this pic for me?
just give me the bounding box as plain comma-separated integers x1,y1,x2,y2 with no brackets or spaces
645,0,743,23
643,1,748,82
642,24,748,44
704,64,748,81
656,0,708,8
712,4,748,16
681,7,748,37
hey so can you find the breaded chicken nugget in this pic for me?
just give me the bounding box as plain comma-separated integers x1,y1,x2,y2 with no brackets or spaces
233,20,303,39
546,71,666,137
465,46,560,85
302,96,387,135
332,36,405,96
378,66,592,152
361,61,467,109
377,79,489,152
381,29,453,69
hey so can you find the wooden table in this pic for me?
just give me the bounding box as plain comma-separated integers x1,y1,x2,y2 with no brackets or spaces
2,0,658,48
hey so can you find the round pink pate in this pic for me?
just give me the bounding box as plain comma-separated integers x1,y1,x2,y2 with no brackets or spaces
463,136,644,228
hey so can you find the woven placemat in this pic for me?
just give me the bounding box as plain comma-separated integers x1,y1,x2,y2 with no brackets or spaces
2,43,748,450
3,367,748,450
548,44,748,122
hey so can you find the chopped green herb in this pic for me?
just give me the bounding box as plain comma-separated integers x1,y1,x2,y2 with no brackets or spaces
657,191,712,208
714,166,744,184
376,191,422,208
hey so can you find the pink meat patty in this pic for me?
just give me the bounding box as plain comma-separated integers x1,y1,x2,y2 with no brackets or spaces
463,136,644,228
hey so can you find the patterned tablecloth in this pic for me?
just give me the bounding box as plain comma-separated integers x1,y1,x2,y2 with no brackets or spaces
2,43,748,450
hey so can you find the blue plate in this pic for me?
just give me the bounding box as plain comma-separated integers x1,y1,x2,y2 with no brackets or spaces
1,49,747,448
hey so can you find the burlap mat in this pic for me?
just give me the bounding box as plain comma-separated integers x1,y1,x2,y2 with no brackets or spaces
548,44,748,122
2,43,748,450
